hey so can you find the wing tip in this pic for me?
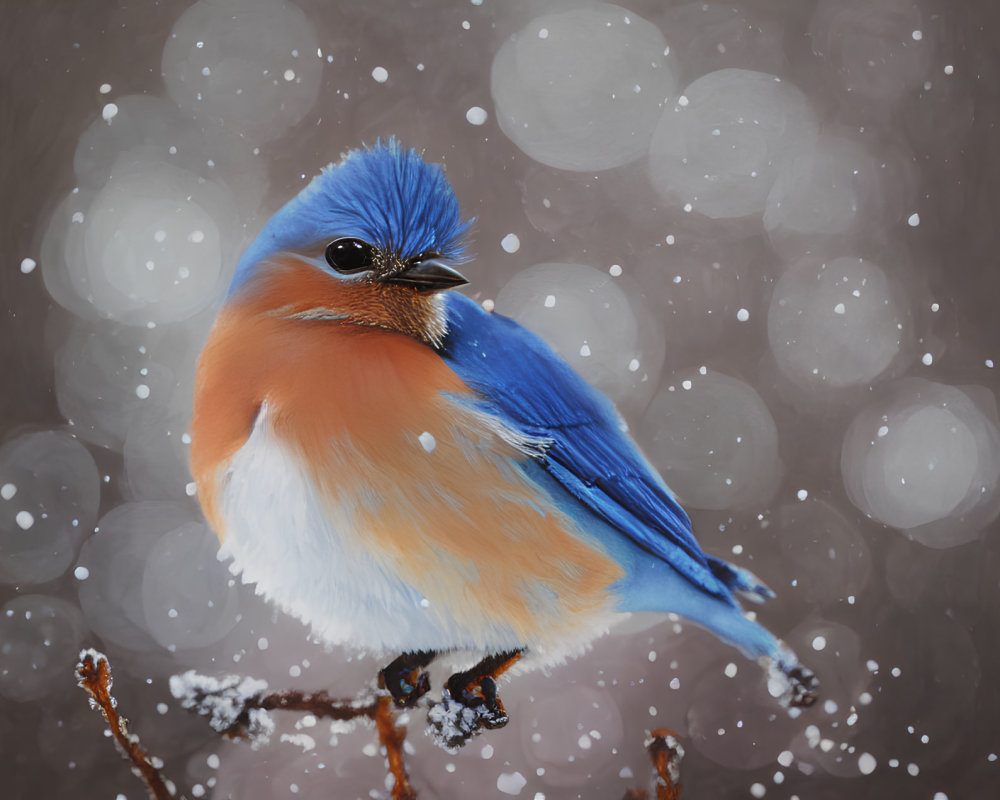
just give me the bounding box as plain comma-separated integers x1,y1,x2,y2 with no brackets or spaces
707,556,776,603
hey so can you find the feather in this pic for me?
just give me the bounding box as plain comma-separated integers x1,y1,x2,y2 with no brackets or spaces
439,292,736,600
230,139,473,291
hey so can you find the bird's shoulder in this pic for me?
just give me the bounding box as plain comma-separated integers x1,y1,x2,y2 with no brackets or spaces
439,292,626,435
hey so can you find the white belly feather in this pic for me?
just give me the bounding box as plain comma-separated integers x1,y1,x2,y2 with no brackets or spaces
217,403,533,655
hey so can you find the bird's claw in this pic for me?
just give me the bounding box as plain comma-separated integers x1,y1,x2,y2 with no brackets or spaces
447,674,509,729
426,677,509,752
378,667,431,708
426,673,511,751
378,652,434,708
786,664,819,708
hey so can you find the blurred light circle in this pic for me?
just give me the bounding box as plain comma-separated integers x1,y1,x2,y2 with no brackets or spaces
75,95,193,188
81,160,234,325
73,94,268,219
0,594,88,702
763,135,884,257
638,369,782,510
54,320,179,451
491,4,678,171
77,502,198,651
648,68,818,219
767,256,907,390
495,262,662,407
40,188,102,322
0,430,100,585
141,521,240,650
161,0,321,143
841,379,1000,542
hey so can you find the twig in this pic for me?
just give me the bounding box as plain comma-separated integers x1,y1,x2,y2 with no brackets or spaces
82,655,682,800
75,648,180,800
250,688,378,721
171,669,417,797
647,728,684,800
169,670,381,743
376,695,417,800
622,728,684,800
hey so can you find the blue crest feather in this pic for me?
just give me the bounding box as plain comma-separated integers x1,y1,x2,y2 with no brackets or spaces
230,139,472,291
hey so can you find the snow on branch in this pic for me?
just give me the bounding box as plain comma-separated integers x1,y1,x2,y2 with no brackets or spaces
623,728,685,800
75,648,181,800
170,668,415,799
76,651,682,800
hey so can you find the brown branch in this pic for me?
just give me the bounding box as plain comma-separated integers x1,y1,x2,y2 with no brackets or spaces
171,669,418,797
82,655,683,800
75,648,180,800
250,688,378,720
376,695,417,800
647,728,684,800
214,686,414,797
622,728,684,800
224,686,378,740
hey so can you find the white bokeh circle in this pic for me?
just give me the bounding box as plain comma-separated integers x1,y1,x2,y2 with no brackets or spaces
841,379,1000,544
161,0,322,143
80,159,235,325
491,4,678,171
494,262,663,407
767,256,908,390
648,68,819,219
0,431,101,585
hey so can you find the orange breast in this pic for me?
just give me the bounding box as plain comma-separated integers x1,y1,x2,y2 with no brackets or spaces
190,259,624,642
190,294,457,534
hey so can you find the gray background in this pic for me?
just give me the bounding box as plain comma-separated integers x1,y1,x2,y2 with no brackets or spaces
2,1,1000,798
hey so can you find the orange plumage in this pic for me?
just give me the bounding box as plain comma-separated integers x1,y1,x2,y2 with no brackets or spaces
191,257,623,651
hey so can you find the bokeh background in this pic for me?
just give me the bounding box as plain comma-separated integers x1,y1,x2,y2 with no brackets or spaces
3,0,1000,798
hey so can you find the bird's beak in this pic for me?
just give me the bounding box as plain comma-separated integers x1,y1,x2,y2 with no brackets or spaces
382,259,469,292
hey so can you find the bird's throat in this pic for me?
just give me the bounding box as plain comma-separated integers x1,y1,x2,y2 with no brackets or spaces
241,257,449,347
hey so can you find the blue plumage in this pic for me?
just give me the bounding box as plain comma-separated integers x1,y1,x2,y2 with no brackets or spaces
230,140,472,291
222,140,816,706
440,292,792,665
439,293,715,591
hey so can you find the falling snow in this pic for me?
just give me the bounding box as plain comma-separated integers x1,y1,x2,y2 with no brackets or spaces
4,2,999,799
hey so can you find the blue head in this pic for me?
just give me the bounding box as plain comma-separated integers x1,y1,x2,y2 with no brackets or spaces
229,139,473,293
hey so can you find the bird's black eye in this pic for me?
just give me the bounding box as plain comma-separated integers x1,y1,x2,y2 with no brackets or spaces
324,238,375,274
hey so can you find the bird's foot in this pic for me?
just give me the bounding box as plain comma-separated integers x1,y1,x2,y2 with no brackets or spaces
786,664,819,708
768,654,820,708
426,650,523,751
378,651,435,708
446,673,509,729
426,679,507,752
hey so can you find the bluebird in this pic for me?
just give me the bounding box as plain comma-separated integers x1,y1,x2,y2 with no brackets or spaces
190,140,816,743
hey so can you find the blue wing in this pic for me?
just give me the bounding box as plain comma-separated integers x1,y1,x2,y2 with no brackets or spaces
440,292,751,600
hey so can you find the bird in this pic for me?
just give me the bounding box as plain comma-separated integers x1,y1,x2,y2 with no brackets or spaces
190,139,816,745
